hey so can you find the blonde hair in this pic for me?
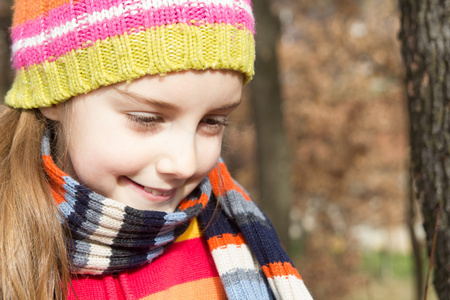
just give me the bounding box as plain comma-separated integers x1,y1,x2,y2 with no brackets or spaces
0,105,70,299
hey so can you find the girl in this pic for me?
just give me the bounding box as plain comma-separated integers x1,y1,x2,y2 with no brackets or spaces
0,0,313,299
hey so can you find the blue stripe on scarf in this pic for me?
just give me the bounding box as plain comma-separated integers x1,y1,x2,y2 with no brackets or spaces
221,270,275,299
198,197,275,300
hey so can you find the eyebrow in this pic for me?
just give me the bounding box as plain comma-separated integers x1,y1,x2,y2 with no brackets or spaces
212,99,242,111
113,87,242,111
114,87,178,110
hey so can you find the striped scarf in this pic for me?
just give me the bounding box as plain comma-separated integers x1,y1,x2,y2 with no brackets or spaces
42,130,313,299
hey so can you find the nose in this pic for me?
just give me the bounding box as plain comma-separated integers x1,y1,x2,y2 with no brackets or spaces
155,130,198,179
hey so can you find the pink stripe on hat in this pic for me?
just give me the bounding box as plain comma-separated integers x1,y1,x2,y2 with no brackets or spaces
12,0,254,66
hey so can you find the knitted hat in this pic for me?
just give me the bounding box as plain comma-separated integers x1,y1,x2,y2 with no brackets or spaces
6,0,255,108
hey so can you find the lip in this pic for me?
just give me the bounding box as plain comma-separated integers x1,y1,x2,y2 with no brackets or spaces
124,177,177,202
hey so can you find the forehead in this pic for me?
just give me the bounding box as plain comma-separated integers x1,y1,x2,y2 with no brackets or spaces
70,70,244,114
119,70,243,93
113,70,243,109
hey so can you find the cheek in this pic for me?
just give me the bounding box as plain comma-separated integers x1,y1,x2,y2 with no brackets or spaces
66,126,138,181
196,137,223,176
66,140,112,181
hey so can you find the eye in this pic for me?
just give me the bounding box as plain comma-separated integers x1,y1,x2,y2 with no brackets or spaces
126,113,163,130
200,117,229,134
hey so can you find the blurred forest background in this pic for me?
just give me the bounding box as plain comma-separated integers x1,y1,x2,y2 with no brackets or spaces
222,1,439,300
0,0,441,300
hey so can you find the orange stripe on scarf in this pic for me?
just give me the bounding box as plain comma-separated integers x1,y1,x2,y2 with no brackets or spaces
207,233,246,251
262,262,302,279
42,154,66,204
208,162,251,201
177,191,209,211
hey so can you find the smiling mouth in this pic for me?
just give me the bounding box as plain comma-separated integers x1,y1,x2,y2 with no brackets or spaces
126,177,175,197
143,187,173,196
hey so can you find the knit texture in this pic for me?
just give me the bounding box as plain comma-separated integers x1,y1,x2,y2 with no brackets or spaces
42,129,313,299
68,218,227,299
42,129,209,274
6,0,255,108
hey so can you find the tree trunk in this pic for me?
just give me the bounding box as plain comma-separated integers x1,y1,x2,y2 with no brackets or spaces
251,1,292,250
0,0,13,98
407,167,424,300
399,0,450,299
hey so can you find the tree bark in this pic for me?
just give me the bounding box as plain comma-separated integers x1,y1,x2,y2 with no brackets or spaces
407,167,424,300
251,1,292,250
399,0,450,299
0,0,13,98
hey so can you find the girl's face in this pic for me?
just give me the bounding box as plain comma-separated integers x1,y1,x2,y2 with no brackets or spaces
44,70,243,212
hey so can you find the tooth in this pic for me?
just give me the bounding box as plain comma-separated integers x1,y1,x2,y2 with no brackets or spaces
152,190,163,196
144,187,171,196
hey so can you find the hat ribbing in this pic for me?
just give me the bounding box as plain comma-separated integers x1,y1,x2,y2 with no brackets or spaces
6,0,255,108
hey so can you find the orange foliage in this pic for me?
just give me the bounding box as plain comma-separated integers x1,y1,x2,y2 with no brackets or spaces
225,0,409,299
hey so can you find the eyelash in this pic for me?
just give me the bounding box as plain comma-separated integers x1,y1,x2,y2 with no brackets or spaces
200,118,230,135
127,114,161,130
126,114,230,133
202,118,229,127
